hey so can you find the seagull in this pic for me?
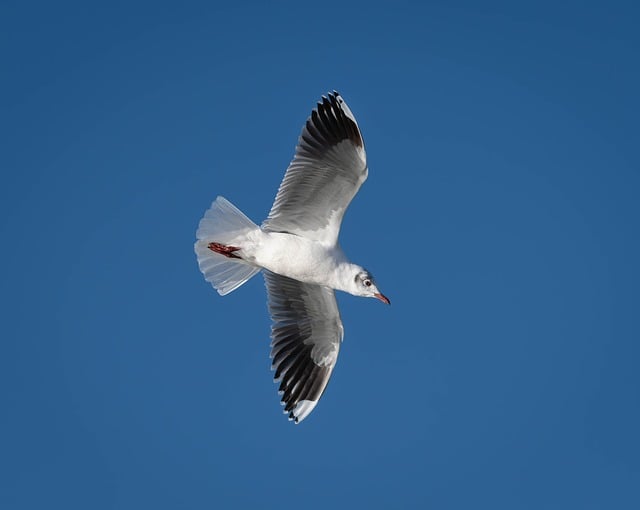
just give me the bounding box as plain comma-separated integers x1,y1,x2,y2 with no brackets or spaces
194,91,389,423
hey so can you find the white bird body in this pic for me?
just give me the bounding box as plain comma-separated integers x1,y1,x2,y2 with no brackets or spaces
235,230,357,291
195,92,389,423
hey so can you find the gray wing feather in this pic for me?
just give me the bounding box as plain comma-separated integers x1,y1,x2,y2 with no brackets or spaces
264,270,344,423
263,92,368,245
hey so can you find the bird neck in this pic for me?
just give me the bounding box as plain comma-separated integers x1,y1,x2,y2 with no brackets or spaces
331,262,362,296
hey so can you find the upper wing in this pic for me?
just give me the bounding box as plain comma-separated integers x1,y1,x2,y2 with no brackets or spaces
264,270,344,423
262,92,368,246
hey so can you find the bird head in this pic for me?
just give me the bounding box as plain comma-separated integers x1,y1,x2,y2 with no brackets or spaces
353,269,390,304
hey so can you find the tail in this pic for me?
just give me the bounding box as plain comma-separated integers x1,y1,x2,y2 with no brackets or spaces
194,196,261,296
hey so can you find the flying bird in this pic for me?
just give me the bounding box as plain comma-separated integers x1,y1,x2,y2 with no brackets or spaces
194,91,389,423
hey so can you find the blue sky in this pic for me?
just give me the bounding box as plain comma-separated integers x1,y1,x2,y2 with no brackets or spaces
2,1,639,508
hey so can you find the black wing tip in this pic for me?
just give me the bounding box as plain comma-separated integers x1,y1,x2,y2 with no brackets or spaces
319,90,340,101
272,349,329,423
306,90,363,150
279,397,300,423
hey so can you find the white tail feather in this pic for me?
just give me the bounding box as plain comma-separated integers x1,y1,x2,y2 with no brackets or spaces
194,196,261,295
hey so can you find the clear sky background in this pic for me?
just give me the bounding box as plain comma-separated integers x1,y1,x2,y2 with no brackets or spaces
2,1,639,509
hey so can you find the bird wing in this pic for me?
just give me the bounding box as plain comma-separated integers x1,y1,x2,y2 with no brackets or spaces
264,270,344,423
262,92,368,246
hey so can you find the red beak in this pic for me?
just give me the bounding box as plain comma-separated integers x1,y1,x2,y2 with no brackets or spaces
375,293,391,305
